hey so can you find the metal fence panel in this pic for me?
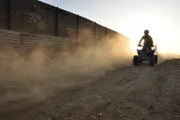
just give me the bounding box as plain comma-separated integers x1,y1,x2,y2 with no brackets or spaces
35,1,56,36
58,8,77,39
10,0,35,33
0,0,9,29
78,16,96,46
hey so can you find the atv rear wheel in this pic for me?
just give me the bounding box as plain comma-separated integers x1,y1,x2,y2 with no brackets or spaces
133,55,139,66
139,60,143,64
150,56,154,66
154,55,158,64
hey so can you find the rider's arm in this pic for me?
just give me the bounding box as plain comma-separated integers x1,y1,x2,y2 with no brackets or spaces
138,36,144,45
150,36,154,47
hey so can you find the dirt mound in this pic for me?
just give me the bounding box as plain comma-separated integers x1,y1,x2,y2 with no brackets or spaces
1,59,180,120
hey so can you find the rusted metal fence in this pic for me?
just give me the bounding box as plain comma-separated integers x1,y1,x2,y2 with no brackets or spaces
0,0,123,53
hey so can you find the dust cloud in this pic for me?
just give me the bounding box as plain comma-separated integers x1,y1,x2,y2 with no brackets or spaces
0,33,134,112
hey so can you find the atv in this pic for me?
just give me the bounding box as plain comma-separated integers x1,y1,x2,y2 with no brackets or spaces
133,44,158,66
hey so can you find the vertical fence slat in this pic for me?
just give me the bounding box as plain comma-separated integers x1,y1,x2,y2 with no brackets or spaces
55,7,59,36
8,0,11,30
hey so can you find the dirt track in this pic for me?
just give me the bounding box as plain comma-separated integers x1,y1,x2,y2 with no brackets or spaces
1,59,180,120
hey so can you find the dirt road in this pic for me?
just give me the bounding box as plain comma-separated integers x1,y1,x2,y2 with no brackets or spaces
1,59,180,120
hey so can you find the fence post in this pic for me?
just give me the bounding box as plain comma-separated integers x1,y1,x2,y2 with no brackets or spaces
7,0,11,30
94,22,97,41
55,7,59,36
32,0,37,34
76,15,79,48
76,15,79,40
105,27,108,35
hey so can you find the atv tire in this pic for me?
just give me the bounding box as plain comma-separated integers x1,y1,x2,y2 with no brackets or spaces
139,60,143,64
133,55,139,66
154,55,158,64
150,56,154,66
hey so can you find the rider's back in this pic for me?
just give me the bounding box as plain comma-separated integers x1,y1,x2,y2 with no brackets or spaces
142,35,153,47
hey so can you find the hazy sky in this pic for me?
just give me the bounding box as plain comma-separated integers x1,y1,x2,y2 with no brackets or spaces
40,0,180,53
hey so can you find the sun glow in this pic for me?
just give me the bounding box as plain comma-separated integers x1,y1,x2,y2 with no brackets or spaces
121,13,179,55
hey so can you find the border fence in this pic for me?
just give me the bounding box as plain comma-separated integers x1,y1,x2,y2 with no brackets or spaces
0,0,126,55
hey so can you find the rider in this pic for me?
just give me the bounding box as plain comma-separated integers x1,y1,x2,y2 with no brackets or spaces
138,29,154,51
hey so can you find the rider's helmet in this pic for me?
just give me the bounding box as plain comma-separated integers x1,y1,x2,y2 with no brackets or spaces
144,29,149,35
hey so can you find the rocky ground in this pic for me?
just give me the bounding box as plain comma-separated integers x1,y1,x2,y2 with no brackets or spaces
0,59,180,120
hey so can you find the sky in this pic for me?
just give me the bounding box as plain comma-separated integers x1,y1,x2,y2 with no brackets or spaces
40,0,180,54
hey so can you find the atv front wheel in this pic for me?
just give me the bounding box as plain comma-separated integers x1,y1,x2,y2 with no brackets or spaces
150,56,154,66
133,55,139,66
154,55,158,64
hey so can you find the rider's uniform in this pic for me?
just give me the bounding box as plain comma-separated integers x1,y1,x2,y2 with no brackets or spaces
140,35,153,50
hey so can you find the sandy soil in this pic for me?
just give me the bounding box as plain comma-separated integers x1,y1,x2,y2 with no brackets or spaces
0,59,180,120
